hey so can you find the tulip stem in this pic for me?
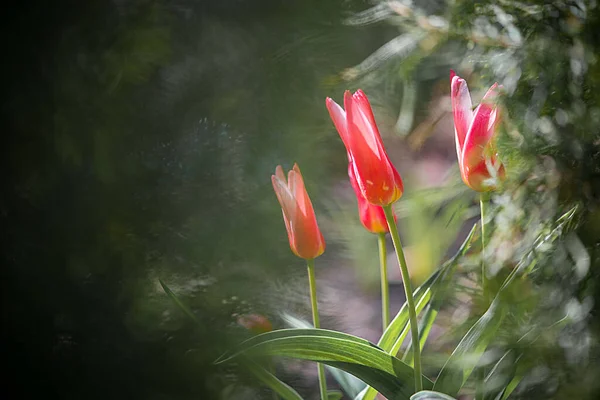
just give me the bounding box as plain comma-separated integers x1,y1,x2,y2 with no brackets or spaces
383,205,422,392
476,193,491,400
307,259,327,400
378,233,390,330
480,192,491,305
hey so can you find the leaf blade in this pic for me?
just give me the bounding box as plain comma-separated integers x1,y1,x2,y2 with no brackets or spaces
241,357,304,400
216,328,433,400
411,390,458,400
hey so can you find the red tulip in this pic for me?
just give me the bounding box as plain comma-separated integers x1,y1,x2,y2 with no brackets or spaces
348,160,393,233
237,314,273,335
450,71,505,191
272,164,326,260
326,90,404,206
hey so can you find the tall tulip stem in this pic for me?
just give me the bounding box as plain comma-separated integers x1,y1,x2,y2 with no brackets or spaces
478,193,491,400
307,259,327,400
382,205,423,392
480,192,491,305
378,233,390,330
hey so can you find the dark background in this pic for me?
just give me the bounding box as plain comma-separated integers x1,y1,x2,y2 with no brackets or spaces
2,0,395,398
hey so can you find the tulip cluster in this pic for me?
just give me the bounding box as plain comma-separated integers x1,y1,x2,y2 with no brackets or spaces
268,73,505,399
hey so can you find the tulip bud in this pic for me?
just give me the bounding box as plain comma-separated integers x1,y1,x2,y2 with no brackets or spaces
326,90,404,206
271,164,326,260
450,71,505,191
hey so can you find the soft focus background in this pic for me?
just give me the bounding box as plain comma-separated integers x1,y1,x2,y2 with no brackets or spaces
3,1,600,399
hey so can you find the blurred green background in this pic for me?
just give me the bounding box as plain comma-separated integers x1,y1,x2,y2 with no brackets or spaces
2,0,397,398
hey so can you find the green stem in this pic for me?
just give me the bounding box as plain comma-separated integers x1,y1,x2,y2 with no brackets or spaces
307,259,327,400
477,192,491,400
480,192,491,305
378,233,390,330
382,205,423,392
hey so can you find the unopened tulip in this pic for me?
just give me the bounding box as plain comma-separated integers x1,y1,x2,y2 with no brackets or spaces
450,71,505,191
272,164,326,260
326,90,404,206
348,160,393,233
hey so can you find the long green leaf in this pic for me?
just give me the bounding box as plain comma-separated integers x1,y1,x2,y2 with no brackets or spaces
281,313,365,398
411,390,457,400
389,292,432,356
432,246,541,397
482,350,520,400
356,225,478,400
354,288,432,400
241,357,304,400
215,328,375,363
430,211,578,398
402,227,477,366
380,224,477,354
215,328,433,400
378,280,433,351
159,279,200,324
402,304,438,367
327,390,344,400
432,299,506,396
500,373,523,400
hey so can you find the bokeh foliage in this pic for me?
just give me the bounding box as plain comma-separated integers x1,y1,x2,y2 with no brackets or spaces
343,1,600,399
2,0,394,398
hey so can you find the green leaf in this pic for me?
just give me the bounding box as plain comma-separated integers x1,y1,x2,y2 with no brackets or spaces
431,214,566,398
216,328,375,364
432,299,506,396
500,373,523,400
216,328,433,400
377,279,433,353
389,291,431,356
432,255,534,396
240,357,304,400
281,313,365,398
356,225,478,400
402,226,478,366
327,390,344,400
481,350,521,400
402,304,438,367
410,390,458,400
159,279,200,324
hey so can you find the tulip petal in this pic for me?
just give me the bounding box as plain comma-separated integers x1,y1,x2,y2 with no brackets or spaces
275,165,287,183
344,92,384,196
347,160,361,195
326,97,350,148
450,74,473,156
272,173,297,254
461,159,489,191
461,83,499,172
327,90,403,206
346,90,381,158
289,164,308,217
272,169,296,228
